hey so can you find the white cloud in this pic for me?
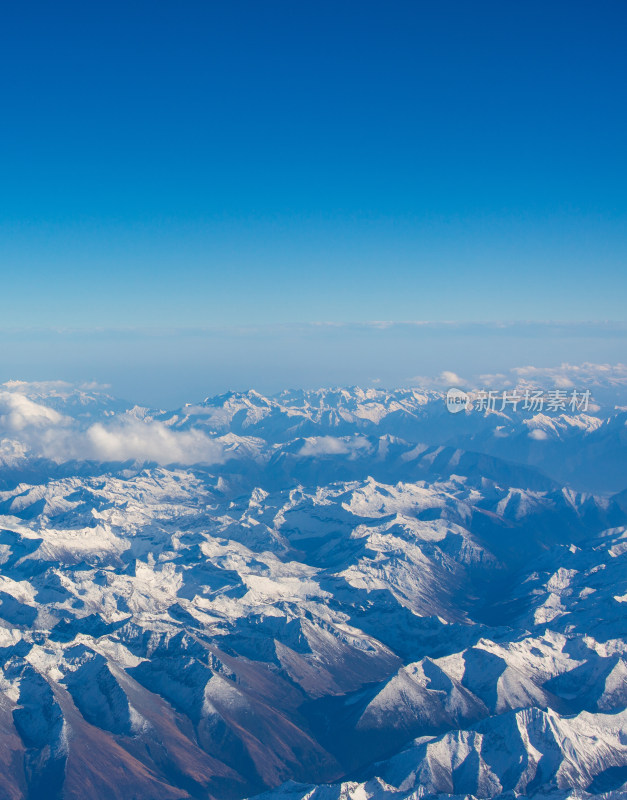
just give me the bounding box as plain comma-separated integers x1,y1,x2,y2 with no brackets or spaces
0,391,224,466
553,376,575,388
410,371,468,389
299,436,371,457
440,371,463,386
84,420,224,464
0,392,69,431
511,363,627,387
478,373,513,387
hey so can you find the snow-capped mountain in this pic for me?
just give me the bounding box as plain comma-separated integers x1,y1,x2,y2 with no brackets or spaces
0,381,625,799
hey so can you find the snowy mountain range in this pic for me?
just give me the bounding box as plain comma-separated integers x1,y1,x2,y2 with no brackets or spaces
0,379,625,799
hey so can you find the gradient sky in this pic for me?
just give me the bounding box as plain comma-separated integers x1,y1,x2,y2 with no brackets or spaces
1,2,626,400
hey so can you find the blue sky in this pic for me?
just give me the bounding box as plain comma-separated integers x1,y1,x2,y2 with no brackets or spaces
1,1,626,399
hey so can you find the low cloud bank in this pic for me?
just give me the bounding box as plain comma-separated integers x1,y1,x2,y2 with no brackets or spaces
85,420,224,464
511,362,627,387
299,436,371,457
0,391,224,465
412,363,627,393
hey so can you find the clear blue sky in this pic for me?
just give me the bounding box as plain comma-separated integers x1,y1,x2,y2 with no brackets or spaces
2,0,626,326
1,2,626,401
